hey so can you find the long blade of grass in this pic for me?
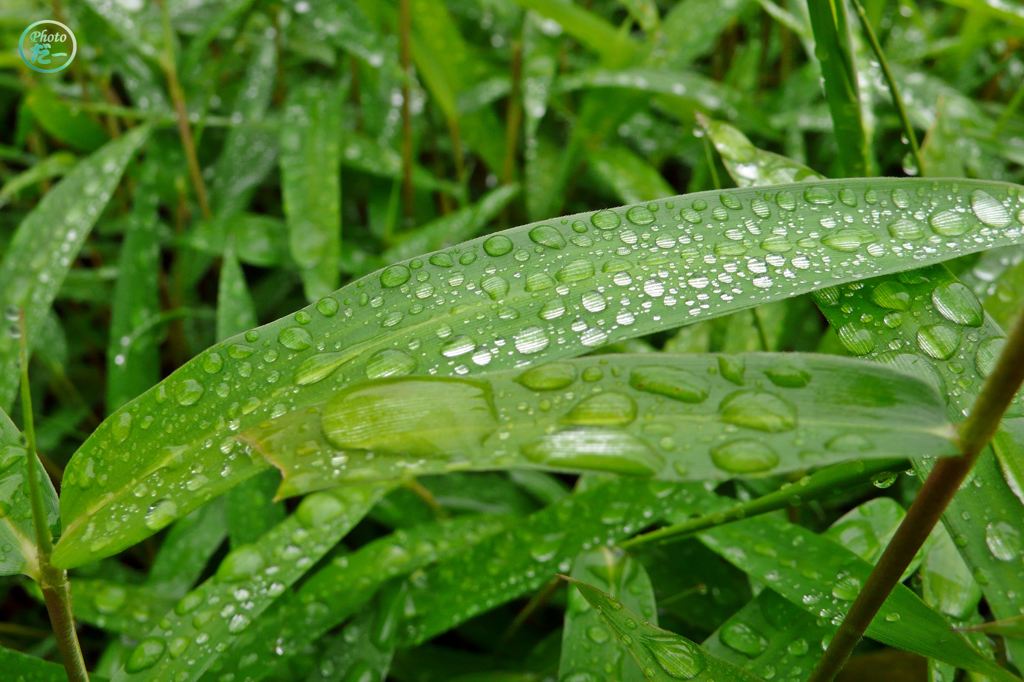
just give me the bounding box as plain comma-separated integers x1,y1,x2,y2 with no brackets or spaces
568,577,763,681
54,177,1024,568
806,0,871,175
251,353,955,497
560,548,656,682
205,514,509,681
281,79,345,301
116,485,385,681
0,126,149,409
106,161,163,413
697,515,1015,680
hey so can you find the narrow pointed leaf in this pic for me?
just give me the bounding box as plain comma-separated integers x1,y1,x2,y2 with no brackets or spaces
569,577,763,681
560,548,656,682
698,516,1016,680
206,515,509,681
107,161,162,412
281,79,344,301
250,353,956,497
0,409,57,579
0,126,148,409
116,485,385,681
55,178,1024,568
400,478,707,645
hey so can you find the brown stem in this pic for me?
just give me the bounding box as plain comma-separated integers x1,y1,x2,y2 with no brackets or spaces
809,307,1024,681
399,0,414,221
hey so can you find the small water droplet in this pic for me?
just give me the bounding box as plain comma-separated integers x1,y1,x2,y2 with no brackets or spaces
278,326,313,351
711,439,780,474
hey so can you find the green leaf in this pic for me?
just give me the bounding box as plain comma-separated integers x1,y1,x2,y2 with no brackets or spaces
116,485,385,681
806,0,872,176
0,408,57,579
400,478,705,645
145,498,227,598
54,177,1024,568
698,515,1016,680
0,126,149,410
381,184,521,265
216,248,257,343
281,79,344,301
304,582,406,681
0,152,77,208
0,644,69,682
568,577,763,681
510,0,639,66
252,353,955,497
588,145,675,204
107,161,162,413
560,548,656,682
207,514,509,681
705,117,1024,665
208,37,278,218
24,89,109,152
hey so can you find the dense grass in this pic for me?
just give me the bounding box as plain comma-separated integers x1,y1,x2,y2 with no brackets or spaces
1,0,1024,680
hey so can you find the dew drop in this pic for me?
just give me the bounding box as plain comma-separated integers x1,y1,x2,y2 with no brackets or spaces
931,282,983,327
517,362,577,391
126,637,167,672
380,264,411,287
720,622,768,657
984,521,1021,562
886,218,925,241
514,326,550,354
629,367,709,403
175,379,204,406
719,391,797,433
218,545,266,581
626,205,656,225
591,209,621,230
970,190,1011,228
365,349,416,379
711,439,780,474
564,392,637,426
642,633,706,679
278,326,313,351
144,498,178,531
870,281,910,311
803,186,835,205
315,297,339,316
837,323,875,356
529,225,566,249
483,234,513,256
929,209,967,236
916,324,961,360
556,259,596,283
296,492,345,528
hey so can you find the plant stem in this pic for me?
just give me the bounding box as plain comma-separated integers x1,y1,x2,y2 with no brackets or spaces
399,0,414,221
808,307,1024,682
622,458,904,549
156,0,212,220
849,0,924,176
18,313,89,682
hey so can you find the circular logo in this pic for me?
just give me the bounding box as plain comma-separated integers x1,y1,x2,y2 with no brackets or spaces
19,20,77,74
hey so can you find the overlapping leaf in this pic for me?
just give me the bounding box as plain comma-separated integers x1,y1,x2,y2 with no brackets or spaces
55,178,1024,567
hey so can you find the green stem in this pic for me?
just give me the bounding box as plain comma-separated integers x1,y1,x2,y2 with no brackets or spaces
808,307,1024,682
849,0,924,176
622,458,904,549
18,313,89,682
